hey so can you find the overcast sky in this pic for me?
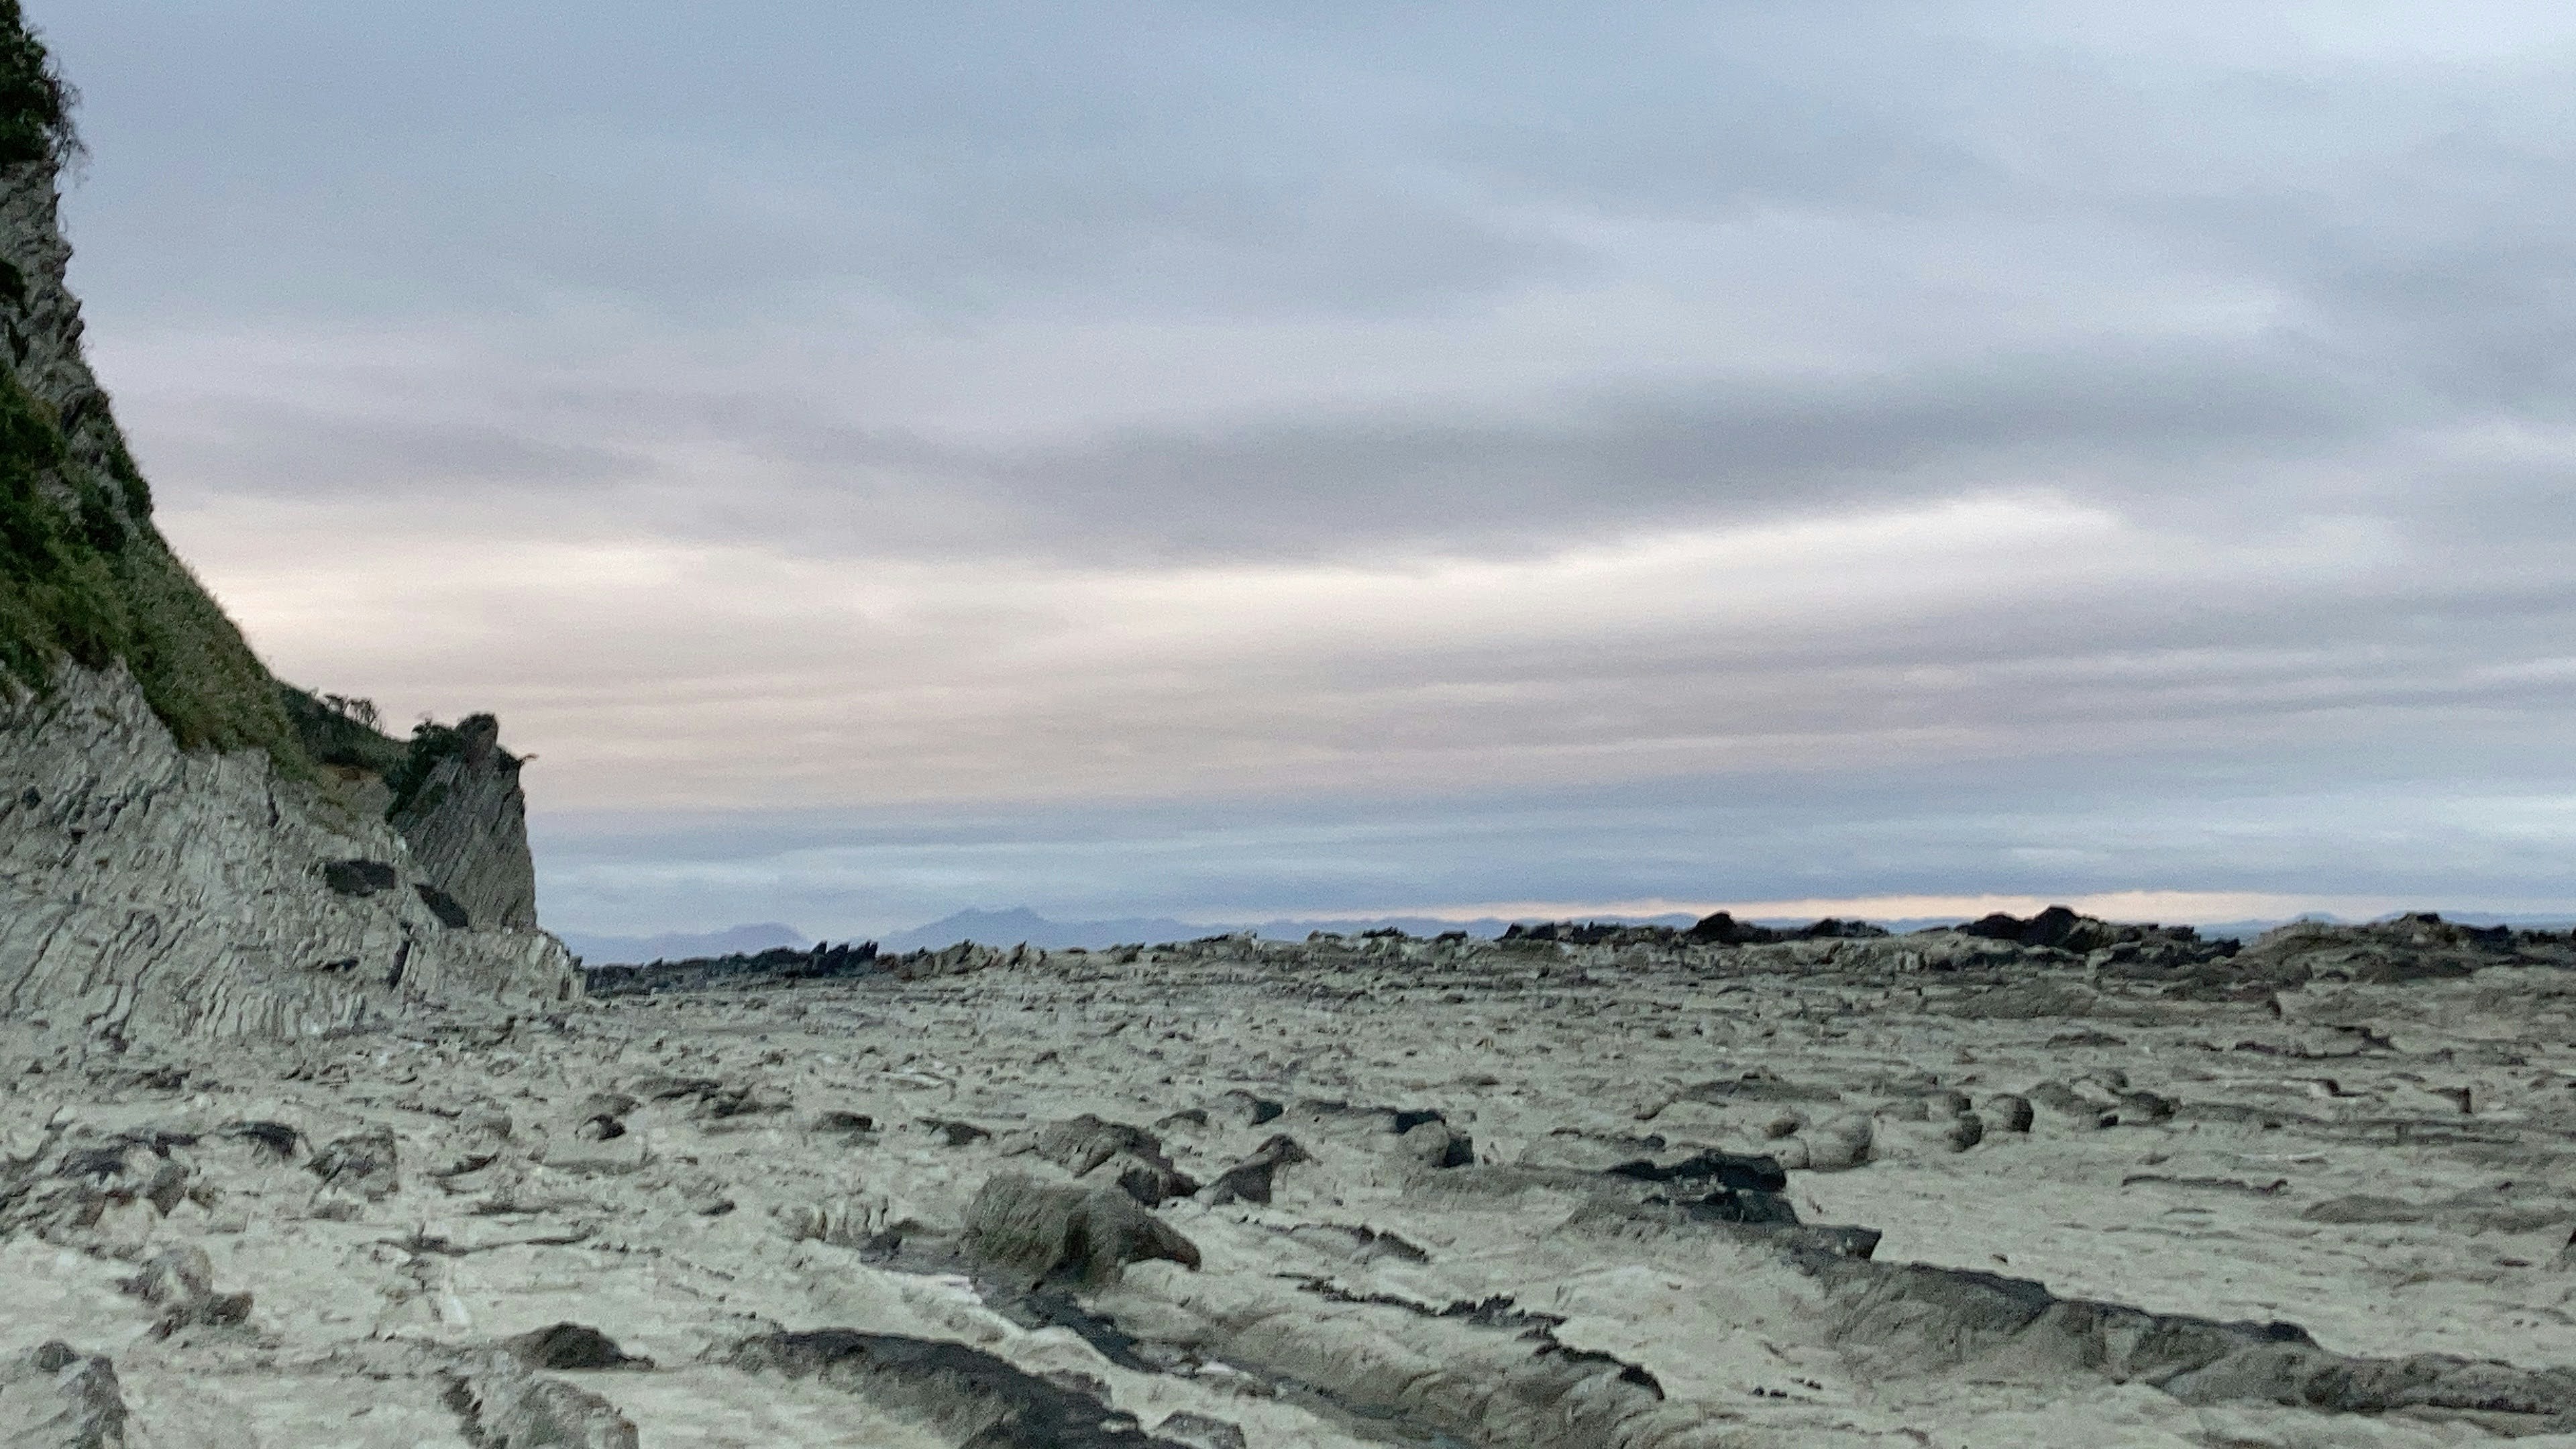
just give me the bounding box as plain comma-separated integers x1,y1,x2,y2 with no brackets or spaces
41,3,2576,935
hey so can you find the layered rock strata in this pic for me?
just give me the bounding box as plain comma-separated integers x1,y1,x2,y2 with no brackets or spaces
1,663,578,1038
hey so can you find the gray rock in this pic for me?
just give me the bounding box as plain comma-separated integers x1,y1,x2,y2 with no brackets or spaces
1199,1134,1310,1205
1401,1120,1475,1169
723,1330,1193,1448
502,1323,651,1371
961,1172,1201,1288
119,1246,251,1336
391,714,541,932
308,1127,399,1200
1153,1411,1248,1449
1986,1093,2036,1132
440,1351,639,1449
0,665,579,1040
0,1342,127,1449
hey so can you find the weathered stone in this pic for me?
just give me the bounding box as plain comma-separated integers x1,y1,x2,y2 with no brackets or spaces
960,1172,1201,1287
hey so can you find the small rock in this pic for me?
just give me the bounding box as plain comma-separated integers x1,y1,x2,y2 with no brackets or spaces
959,1172,1201,1288
920,1119,989,1147
504,1322,651,1371
308,1126,400,1200
1199,1134,1311,1206
1401,1120,1475,1169
1941,1114,1984,1152
1155,1411,1250,1449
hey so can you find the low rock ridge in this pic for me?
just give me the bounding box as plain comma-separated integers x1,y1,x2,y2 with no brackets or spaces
577,908,2575,1005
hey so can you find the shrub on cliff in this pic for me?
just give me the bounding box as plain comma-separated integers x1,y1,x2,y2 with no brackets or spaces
0,0,78,170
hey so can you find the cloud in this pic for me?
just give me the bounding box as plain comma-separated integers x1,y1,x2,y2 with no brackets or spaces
35,1,2576,928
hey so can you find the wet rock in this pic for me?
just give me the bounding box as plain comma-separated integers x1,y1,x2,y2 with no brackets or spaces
215,1120,302,1159
1283,1222,1430,1263
319,859,398,897
414,883,474,929
961,1172,1201,1288
572,1093,636,1141
1603,1148,1788,1193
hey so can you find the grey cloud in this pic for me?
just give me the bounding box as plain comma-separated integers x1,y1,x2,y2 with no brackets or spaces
40,2,2576,930
161,407,651,496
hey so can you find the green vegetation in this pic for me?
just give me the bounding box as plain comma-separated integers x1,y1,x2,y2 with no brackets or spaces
385,716,485,819
0,4,311,768
279,686,406,774
0,328,304,759
0,1,78,170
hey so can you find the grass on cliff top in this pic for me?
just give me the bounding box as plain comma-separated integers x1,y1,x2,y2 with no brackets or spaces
0,5,316,767
0,364,307,763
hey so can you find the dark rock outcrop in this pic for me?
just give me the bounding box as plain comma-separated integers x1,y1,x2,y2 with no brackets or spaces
441,1350,639,1449
391,715,539,930
960,1172,1201,1288
2230,912,2569,986
723,1330,1193,1449
582,940,880,996
1808,1256,2576,1427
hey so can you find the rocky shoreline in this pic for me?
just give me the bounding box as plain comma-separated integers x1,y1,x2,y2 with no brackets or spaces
7,911,2575,1446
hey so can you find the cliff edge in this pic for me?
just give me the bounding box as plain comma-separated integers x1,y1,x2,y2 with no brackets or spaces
0,5,576,1036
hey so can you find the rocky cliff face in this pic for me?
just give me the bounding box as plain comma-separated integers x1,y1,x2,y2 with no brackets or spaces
0,8,576,1036
1,663,577,1039
390,714,540,930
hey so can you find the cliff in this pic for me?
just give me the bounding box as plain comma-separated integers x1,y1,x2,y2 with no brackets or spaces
0,5,576,1035
387,713,540,930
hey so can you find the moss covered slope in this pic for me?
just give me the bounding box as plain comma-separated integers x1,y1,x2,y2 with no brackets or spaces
0,1,306,764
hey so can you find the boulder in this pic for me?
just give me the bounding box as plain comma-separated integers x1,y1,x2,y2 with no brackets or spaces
960,1173,1201,1288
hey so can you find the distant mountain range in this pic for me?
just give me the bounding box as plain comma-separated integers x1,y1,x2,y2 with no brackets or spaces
558,906,2576,963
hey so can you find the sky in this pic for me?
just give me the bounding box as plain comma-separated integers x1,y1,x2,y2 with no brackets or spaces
38,3,2576,936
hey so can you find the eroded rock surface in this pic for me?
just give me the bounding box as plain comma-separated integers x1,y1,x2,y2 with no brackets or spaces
7,917,2576,1445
